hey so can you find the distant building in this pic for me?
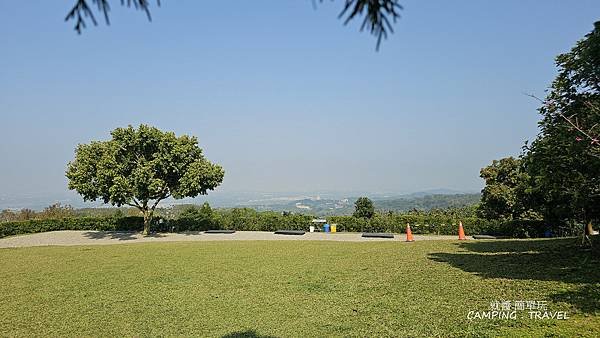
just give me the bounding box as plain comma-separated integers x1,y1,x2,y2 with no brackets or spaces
295,203,311,210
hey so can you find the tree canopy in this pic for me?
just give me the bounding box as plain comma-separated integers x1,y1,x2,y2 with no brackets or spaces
65,0,402,50
66,124,224,234
353,196,375,219
523,22,600,225
480,22,600,230
478,157,536,221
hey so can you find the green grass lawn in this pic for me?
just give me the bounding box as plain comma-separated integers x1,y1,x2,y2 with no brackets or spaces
0,238,598,337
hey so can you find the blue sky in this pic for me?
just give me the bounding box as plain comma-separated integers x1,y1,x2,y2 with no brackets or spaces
1,1,599,198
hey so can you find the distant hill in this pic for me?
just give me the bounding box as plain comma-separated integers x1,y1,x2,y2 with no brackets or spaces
1,190,481,216
245,193,481,216
374,193,481,212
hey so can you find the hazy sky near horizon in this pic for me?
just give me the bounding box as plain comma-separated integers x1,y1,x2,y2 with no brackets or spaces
1,1,599,197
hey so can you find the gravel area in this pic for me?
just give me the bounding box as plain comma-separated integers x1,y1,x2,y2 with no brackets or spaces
0,231,469,248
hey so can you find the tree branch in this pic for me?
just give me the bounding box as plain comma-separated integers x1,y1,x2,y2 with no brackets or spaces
125,197,144,210
525,93,600,145
65,0,158,33
66,1,402,50
149,187,170,211
334,0,403,50
125,202,139,209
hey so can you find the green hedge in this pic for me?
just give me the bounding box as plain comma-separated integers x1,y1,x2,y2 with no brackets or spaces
0,210,554,239
214,210,312,232
328,216,550,238
0,216,145,238
0,211,313,239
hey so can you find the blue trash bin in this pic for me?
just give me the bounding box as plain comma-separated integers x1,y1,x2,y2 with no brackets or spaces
323,223,330,233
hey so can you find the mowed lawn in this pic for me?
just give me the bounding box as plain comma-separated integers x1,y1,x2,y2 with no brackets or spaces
0,238,598,337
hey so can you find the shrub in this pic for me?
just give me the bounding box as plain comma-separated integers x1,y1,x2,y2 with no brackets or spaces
0,216,144,238
171,203,215,231
0,209,560,239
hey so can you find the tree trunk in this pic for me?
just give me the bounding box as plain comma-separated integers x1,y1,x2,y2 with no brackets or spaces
142,211,151,236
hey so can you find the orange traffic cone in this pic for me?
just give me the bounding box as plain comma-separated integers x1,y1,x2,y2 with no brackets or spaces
406,223,415,242
458,221,467,240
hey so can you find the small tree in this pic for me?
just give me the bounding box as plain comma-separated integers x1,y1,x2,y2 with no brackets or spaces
353,197,375,219
179,202,214,231
66,124,224,235
478,157,534,220
38,203,75,220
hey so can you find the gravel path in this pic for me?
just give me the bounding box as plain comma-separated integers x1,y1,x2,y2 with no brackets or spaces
0,231,469,248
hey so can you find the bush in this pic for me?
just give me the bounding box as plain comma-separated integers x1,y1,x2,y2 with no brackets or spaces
214,209,312,232
327,215,552,238
0,216,144,238
170,203,215,231
0,208,560,239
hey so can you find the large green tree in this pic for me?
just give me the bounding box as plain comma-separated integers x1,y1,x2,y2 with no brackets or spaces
523,22,600,225
66,125,224,235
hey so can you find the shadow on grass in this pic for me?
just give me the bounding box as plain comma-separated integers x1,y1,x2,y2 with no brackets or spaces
429,238,599,284
429,238,600,314
450,238,576,253
550,284,600,314
82,231,166,241
221,330,278,338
